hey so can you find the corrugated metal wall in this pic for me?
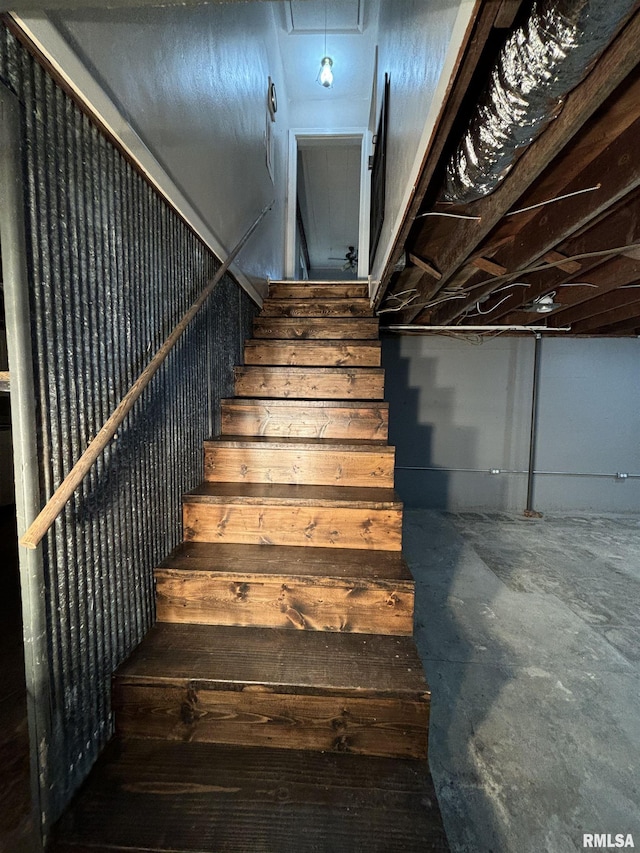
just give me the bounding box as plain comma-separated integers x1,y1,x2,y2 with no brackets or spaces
0,24,259,825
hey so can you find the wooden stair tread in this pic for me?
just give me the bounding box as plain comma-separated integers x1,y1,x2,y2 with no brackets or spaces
114,623,428,699
269,283,369,298
235,366,384,376
223,397,388,410
269,279,368,285
184,481,401,508
155,544,414,635
234,366,385,401
220,398,390,440
243,339,381,367
205,435,390,450
265,297,370,303
260,298,373,317
51,739,449,853
245,338,380,347
158,542,412,582
204,436,395,489
253,317,379,340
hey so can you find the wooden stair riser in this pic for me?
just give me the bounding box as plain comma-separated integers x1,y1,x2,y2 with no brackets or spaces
204,443,394,488
234,367,385,400
154,569,414,635
243,340,381,367
253,317,379,340
112,684,428,760
261,298,373,318
183,503,403,551
221,400,389,440
269,282,368,299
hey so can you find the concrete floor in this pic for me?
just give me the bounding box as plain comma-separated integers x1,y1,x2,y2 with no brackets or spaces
405,509,640,853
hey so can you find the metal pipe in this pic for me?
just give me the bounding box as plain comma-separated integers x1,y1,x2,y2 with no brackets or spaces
0,84,48,850
528,334,542,512
396,466,639,478
386,324,571,332
20,200,273,550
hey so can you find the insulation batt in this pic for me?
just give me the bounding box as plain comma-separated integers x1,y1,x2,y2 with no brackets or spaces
442,0,638,203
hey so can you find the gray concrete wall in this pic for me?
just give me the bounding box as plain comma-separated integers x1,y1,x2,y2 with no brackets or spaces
382,334,640,512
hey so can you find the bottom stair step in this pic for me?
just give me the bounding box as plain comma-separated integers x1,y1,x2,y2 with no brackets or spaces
51,738,450,852
113,623,429,759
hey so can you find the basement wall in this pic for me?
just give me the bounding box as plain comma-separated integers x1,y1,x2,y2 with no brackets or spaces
0,24,257,832
382,335,640,513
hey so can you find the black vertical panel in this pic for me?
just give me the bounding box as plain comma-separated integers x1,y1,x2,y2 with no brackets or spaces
0,24,259,824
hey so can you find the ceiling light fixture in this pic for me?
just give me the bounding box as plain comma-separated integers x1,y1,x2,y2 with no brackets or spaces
523,292,562,313
318,56,334,88
317,2,333,88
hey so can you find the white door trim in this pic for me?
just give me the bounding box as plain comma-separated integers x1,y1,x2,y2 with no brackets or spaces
285,127,371,280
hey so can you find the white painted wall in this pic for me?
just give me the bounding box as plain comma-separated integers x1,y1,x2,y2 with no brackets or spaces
25,3,291,295
371,0,475,287
16,0,477,295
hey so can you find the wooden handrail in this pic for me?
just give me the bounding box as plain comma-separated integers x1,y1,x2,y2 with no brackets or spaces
20,201,273,549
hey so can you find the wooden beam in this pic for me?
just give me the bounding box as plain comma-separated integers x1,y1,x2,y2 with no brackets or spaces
542,251,581,274
407,253,442,279
503,254,640,325
404,8,640,321
494,0,525,28
0,371,9,393
570,295,640,333
470,256,507,276
433,113,640,322
552,284,640,325
469,190,640,322
430,66,640,301
472,68,640,257
586,315,640,334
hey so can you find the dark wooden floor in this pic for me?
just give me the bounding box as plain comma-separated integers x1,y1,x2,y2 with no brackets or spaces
0,504,34,853
50,737,449,852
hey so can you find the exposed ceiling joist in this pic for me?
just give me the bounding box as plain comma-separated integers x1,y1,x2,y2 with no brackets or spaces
553,287,640,327
427,112,640,323
467,193,640,323
382,3,640,337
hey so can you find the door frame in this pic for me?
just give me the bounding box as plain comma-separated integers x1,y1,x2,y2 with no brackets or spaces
285,127,371,281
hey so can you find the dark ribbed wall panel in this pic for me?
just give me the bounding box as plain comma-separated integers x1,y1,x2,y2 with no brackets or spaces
0,24,258,823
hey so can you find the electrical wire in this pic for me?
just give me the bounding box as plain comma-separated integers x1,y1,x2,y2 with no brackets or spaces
505,184,601,217
475,293,513,314
452,242,640,298
415,211,482,220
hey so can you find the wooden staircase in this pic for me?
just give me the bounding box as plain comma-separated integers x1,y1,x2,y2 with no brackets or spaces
51,281,448,852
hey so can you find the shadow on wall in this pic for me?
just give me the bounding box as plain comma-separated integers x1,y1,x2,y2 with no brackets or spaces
385,335,511,847
383,334,499,509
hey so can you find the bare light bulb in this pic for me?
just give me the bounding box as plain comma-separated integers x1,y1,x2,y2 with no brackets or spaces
319,56,334,88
